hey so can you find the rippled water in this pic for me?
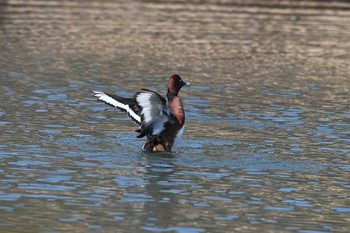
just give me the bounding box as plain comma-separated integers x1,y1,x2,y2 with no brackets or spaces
1,0,350,232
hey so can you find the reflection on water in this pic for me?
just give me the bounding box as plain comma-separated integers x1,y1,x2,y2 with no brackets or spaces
0,0,350,232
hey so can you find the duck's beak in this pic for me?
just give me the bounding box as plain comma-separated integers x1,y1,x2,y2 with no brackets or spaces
183,81,190,86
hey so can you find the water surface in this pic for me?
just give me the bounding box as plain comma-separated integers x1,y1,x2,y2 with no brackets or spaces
0,0,349,232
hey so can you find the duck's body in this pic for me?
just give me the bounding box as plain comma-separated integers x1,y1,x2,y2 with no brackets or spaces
93,74,189,152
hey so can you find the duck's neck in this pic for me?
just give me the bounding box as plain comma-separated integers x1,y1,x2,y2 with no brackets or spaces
167,93,176,101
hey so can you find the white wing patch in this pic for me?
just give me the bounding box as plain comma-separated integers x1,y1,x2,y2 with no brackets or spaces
136,92,155,124
93,91,141,123
135,90,170,136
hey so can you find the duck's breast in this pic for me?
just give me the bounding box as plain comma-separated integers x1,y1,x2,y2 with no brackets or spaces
170,96,185,125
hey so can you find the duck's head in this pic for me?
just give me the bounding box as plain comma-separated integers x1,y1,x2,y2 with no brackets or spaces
167,74,190,96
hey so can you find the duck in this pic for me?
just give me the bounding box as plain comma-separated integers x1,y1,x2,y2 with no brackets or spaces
93,74,190,152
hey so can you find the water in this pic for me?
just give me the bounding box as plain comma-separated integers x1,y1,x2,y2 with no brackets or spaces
0,0,349,232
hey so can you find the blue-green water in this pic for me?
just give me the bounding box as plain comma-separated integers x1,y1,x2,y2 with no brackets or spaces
0,1,349,232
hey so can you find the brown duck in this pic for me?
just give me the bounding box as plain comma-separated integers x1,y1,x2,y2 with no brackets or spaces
93,74,190,152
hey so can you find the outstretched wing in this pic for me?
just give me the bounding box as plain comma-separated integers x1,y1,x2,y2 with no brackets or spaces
93,91,141,125
135,89,174,137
